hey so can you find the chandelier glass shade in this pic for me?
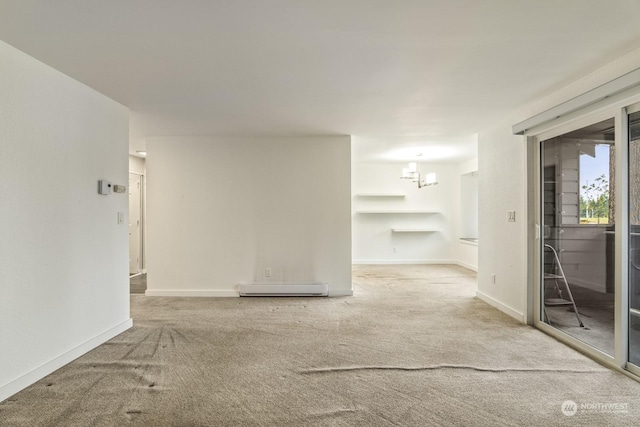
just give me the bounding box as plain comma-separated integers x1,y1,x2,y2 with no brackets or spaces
400,154,438,188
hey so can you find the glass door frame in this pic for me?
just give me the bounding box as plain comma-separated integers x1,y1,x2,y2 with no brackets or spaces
532,106,633,375
626,103,640,377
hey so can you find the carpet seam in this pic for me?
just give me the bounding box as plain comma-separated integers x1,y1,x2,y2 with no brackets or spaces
300,365,606,374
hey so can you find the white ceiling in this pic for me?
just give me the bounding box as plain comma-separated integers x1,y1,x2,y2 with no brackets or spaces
1,0,640,162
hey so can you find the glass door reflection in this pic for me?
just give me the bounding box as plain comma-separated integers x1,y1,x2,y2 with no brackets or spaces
541,118,616,356
628,111,640,367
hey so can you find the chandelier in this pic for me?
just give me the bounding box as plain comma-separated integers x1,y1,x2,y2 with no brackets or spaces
400,154,438,188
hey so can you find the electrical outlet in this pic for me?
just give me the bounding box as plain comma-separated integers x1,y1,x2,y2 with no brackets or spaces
265,268,272,278
393,247,397,253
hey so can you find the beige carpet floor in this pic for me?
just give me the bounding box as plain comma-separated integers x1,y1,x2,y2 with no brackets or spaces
1,264,639,426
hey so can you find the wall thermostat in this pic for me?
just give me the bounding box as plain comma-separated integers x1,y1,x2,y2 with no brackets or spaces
98,180,112,195
113,184,127,193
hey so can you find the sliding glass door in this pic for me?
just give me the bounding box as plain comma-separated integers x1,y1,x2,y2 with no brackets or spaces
540,118,616,356
534,99,640,376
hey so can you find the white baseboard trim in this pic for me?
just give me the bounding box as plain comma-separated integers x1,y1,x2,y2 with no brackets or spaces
145,288,353,298
0,318,132,403
456,261,478,272
352,259,457,265
328,288,354,297
145,289,240,297
476,290,524,323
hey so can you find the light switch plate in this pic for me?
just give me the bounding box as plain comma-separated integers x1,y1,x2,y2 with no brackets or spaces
508,210,516,222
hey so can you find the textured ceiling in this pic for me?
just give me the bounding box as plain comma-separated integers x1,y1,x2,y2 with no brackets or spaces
1,0,640,162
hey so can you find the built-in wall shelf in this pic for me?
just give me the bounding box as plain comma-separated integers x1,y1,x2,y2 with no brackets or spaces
460,237,478,246
356,210,439,214
391,228,438,233
355,193,406,198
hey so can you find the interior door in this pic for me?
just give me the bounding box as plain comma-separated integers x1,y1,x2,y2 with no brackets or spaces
129,173,142,275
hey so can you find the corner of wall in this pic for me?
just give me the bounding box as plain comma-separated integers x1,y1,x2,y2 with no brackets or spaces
0,40,131,401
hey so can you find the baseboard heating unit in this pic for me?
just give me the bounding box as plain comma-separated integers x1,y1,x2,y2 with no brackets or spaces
237,282,328,297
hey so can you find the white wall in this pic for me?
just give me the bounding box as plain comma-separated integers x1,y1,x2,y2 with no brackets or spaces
458,157,478,177
352,161,456,264
145,136,352,296
129,155,146,174
458,240,478,272
478,46,640,322
477,123,526,320
0,41,131,402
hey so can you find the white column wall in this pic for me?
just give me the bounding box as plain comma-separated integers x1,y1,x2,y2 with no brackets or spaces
145,136,352,297
477,124,526,319
0,41,131,401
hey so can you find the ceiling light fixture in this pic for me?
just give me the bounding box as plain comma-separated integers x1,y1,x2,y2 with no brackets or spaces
400,154,438,188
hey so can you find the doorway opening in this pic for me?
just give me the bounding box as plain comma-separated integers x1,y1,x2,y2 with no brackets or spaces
129,168,146,294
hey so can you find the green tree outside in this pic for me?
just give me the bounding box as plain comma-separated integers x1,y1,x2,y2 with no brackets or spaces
580,174,609,224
